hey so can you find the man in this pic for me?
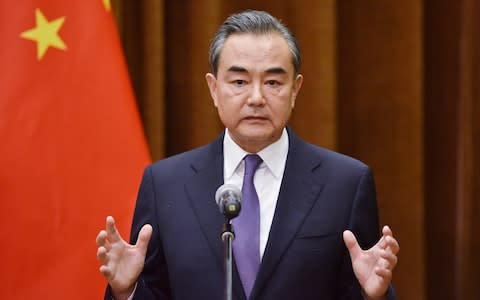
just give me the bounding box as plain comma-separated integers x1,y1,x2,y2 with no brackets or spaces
96,10,399,300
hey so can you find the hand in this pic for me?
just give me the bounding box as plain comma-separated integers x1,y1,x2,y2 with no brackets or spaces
96,216,152,300
343,226,399,300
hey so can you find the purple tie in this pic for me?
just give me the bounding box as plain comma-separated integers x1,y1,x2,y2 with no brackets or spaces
233,154,262,298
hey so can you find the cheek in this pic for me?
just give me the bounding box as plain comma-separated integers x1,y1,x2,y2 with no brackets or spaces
216,100,239,121
217,92,244,112
280,106,294,124
268,95,294,117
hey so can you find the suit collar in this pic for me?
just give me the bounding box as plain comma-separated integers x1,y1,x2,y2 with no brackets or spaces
251,128,325,299
184,133,224,265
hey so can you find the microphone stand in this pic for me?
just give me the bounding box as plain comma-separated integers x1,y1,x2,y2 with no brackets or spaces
221,221,235,300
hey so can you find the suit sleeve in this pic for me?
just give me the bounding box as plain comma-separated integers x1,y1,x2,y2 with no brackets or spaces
338,166,396,300
104,165,171,300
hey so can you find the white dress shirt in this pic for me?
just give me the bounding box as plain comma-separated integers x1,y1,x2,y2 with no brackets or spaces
223,128,289,258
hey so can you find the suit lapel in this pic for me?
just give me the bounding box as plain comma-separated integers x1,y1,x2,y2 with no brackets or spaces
251,130,324,299
184,134,246,299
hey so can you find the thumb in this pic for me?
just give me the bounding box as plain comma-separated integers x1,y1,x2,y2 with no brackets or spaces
343,230,362,259
135,224,153,255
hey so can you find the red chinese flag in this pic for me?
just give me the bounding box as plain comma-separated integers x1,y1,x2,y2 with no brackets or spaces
0,1,151,299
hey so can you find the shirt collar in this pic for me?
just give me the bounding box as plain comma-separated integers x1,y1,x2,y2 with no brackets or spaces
223,128,289,180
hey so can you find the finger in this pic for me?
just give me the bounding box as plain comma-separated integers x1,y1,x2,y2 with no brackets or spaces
374,249,399,274
374,267,392,279
382,225,393,237
96,230,108,247
384,235,400,254
377,226,393,249
136,224,153,255
375,254,393,271
380,250,398,268
106,216,122,243
99,265,113,280
97,246,109,264
343,230,362,258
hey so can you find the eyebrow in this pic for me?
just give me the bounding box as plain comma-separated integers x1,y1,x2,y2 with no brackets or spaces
265,67,287,75
227,65,248,73
226,65,287,75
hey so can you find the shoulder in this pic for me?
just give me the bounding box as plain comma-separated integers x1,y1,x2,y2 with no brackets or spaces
289,129,370,174
312,144,368,171
146,133,223,178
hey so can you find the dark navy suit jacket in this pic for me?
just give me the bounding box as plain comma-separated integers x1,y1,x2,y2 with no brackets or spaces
106,128,395,300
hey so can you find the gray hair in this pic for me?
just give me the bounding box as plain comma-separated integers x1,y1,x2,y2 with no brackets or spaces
208,10,301,76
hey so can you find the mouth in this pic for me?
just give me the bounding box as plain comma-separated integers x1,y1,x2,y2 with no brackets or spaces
243,116,268,121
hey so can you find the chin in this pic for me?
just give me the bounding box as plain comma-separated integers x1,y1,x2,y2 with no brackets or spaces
241,127,273,140
244,132,280,147
231,123,278,144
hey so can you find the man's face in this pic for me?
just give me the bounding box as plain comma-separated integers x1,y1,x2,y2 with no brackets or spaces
206,33,303,153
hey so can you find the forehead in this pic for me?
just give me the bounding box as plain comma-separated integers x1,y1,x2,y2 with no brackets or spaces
218,33,294,74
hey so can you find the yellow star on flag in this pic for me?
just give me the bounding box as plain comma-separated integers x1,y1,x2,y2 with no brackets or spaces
103,0,112,11
20,8,67,60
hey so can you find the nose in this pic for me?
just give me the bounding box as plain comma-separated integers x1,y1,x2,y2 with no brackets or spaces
247,82,265,106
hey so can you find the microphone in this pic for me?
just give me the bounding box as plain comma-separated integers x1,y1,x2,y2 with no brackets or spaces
216,185,241,300
215,184,242,220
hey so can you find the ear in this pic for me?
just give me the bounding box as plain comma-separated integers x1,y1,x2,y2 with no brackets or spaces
290,74,304,108
205,73,219,107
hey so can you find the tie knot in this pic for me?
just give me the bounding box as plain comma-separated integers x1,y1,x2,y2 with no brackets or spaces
244,154,262,176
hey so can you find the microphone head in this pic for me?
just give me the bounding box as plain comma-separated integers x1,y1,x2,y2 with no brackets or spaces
215,184,242,219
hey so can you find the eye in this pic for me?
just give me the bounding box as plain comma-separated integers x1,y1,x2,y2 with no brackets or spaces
266,80,279,86
232,79,246,86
